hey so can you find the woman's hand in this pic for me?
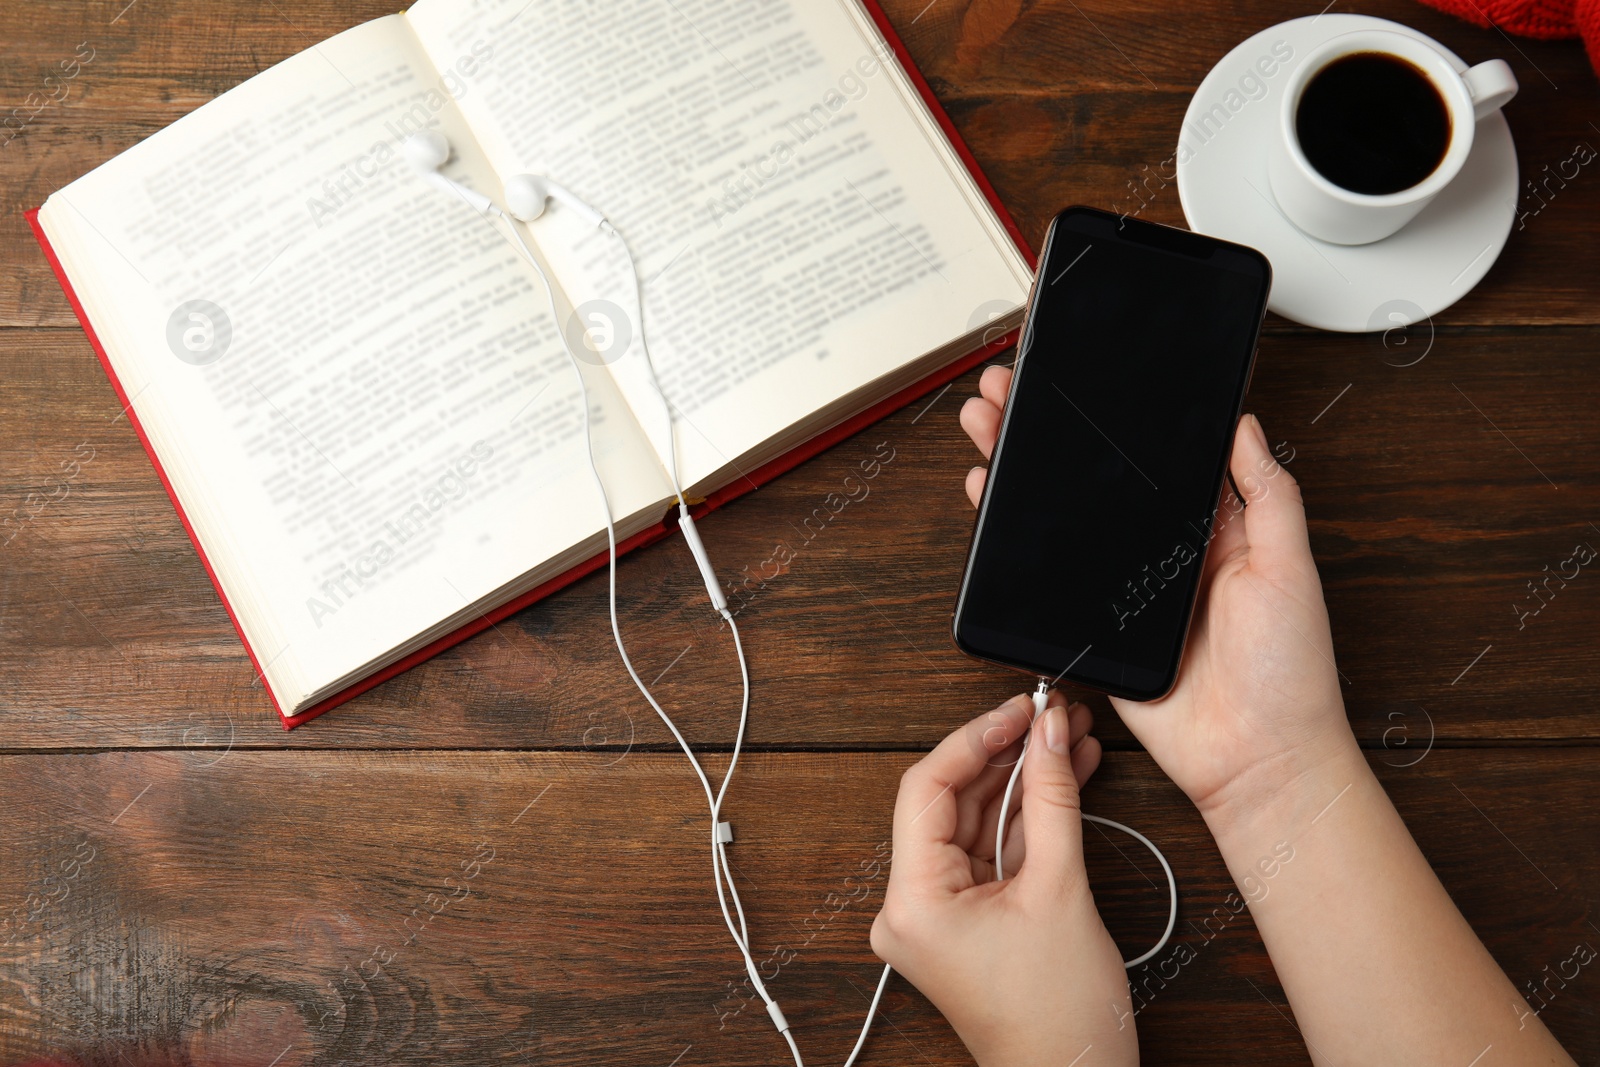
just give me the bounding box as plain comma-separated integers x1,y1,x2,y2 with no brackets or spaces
871,693,1138,1067
959,365,1359,826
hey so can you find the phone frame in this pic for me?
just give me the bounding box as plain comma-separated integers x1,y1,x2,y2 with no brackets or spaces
951,205,1272,701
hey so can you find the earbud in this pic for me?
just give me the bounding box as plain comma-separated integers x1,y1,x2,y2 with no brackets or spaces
402,130,451,172
404,133,610,231
503,172,610,231
403,131,497,217
502,173,553,221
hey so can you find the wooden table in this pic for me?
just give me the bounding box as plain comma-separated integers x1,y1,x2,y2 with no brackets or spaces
2,0,1596,1063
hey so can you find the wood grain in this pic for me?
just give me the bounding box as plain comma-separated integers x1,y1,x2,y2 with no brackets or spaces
0,750,1594,1066
1,0,1597,1063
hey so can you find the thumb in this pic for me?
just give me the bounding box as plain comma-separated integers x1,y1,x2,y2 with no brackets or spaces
1232,413,1315,578
1015,706,1088,894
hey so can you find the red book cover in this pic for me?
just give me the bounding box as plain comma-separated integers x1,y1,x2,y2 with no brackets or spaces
29,0,1034,729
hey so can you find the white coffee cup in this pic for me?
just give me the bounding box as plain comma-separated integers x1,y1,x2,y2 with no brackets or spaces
1268,28,1517,245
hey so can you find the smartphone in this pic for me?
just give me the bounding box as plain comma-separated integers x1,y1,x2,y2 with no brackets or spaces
952,206,1271,701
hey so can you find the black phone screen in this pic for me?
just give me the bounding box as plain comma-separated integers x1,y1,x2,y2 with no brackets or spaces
953,206,1271,700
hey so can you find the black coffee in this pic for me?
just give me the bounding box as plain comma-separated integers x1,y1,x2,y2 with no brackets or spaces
1295,52,1451,195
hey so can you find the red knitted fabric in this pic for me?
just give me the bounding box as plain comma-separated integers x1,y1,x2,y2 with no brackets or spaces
1414,0,1600,74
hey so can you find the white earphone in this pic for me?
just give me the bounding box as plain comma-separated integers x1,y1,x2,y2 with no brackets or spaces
504,172,610,230
405,128,825,1055
404,130,612,232
402,131,496,216
405,129,1177,1066
404,132,723,612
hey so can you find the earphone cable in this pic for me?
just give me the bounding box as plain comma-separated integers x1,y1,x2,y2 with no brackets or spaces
608,230,685,507
414,152,885,1064
994,686,1179,970
597,223,777,1003
503,218,793,1037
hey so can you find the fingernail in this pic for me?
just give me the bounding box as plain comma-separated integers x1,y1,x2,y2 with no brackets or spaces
1043,706,1070,754
1248,413,1269,451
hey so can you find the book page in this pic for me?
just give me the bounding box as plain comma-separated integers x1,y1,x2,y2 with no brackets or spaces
406,0,1032,494
39,15,673,712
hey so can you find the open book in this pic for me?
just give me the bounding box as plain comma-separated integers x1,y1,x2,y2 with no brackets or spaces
33,0,1032,725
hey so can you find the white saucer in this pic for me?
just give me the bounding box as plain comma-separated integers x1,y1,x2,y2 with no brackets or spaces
1176,14,1518,332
